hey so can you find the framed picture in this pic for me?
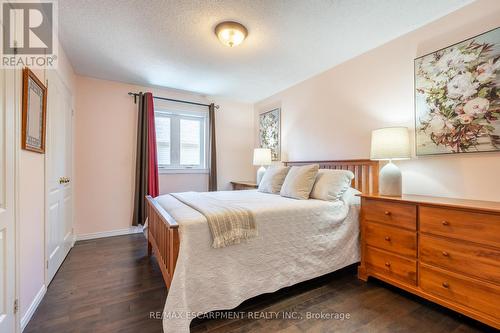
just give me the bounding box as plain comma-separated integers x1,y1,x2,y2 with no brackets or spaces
22,68,47,153
414,27,500,156
259,108,281,161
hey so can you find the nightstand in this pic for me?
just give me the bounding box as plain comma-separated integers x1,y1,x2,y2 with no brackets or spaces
230,181,258,190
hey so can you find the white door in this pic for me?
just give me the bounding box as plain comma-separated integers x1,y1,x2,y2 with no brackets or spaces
46,71,73,283
0,69,17,332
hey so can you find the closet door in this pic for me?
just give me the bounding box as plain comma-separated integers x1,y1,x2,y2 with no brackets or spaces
0,69,17,332
46,71,73,283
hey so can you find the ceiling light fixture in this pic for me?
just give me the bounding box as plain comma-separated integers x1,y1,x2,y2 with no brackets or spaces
215,21,248,47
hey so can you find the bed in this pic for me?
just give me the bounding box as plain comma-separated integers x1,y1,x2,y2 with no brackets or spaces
145,160,379,333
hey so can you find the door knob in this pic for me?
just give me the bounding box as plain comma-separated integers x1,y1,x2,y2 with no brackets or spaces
59,177,70,184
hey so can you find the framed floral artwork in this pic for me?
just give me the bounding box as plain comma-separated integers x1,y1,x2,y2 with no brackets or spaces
414,27,500,156
259,108,281,161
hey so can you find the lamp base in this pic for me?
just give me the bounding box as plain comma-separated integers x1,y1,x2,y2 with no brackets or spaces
256,166,266,185
379,161,402,196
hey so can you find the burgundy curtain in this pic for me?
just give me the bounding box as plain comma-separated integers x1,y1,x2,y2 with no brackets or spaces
132,92,159,226
208,103,217,191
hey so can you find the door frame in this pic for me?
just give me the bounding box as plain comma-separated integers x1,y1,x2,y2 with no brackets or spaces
44,69,74,285
13,68,22,332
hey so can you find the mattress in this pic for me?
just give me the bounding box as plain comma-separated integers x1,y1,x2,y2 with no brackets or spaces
155,189,361,333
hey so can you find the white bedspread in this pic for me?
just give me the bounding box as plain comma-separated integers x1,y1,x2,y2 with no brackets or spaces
155,189,361,333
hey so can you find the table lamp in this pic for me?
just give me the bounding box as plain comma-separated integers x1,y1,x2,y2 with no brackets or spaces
253,148,272,184
370,127,410,196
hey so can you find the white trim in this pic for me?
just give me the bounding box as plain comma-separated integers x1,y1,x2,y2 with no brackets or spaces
75,226,143,241
14,68,22,333
20,285,46,332
158,168,209,174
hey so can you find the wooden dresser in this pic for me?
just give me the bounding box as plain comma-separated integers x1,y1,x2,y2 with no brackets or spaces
358,194,500,329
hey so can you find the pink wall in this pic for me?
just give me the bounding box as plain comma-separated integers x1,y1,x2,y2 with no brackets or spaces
255,0,500,202
74,76,254,236
159,174,208,193
215,98,255,190
74,77,138,236
19,46,76,319
19,148,45,318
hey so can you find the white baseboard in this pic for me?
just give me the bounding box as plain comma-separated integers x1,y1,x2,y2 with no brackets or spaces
21,284,46,332
75,226,143,241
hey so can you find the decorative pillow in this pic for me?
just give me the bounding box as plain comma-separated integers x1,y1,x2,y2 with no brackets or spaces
280,164,319,200
310,169,355,201
258,166,290,194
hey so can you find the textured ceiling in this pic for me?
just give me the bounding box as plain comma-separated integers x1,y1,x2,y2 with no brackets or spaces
59,0,473,102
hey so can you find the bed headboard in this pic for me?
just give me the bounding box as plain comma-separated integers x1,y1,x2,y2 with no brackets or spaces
284,159,379,194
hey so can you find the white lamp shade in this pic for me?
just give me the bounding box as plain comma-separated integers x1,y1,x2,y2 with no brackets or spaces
370,127,411,160
253,148,272,166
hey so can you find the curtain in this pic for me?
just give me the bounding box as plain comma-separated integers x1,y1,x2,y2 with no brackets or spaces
132,92,159,226
208,103,217,191
147,94,159,197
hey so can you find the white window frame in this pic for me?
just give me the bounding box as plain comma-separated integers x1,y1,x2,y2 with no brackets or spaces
155,109,209,174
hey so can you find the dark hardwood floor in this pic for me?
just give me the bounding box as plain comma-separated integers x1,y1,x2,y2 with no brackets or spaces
26,234,494,333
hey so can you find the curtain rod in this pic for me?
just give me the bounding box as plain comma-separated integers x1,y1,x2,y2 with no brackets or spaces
128,92,219,109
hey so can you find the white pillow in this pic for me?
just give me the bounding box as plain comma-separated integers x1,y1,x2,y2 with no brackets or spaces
342,187,361,205
310,169,355,201
258,166,290,194
280,164,319,200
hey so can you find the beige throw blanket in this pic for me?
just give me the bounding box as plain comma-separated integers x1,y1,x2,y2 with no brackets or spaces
170,192,257,248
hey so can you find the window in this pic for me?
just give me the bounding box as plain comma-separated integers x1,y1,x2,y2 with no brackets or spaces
155,109,207,171
156,116,171,165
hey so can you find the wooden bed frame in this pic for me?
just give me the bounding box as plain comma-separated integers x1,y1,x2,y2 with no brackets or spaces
146,159,379,288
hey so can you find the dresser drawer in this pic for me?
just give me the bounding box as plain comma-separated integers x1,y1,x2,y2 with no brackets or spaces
365,221,417,258
365,246,417,286
419,206,500,248
420,235,500,285
420,264,500,319
362,198,416,230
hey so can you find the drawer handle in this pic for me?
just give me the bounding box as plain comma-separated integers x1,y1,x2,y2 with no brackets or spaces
441,220,449,226
384,211,391,216
442,251,449,257
385,262,391,267
384,236,391,241
442,282,449,288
